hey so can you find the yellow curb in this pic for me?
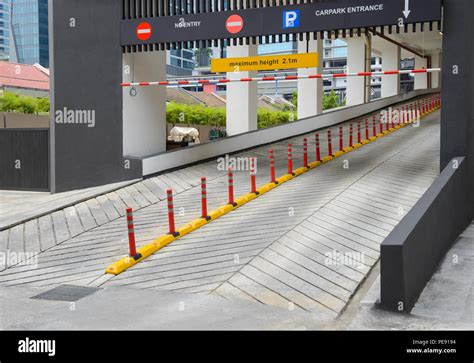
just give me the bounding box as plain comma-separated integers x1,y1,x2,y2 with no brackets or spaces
361,140,370,145
332,151,345,158
343,147,354,153
277,174,293,184
370,136,378,141
308,160,322,169
321,156,333,163
352,143,363,149
293,167,308,176
376,133,384,138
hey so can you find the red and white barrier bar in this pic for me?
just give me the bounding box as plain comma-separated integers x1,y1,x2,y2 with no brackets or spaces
121,68,441,87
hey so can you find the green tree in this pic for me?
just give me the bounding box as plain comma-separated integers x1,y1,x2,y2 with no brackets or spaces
323,90,340,110
0,91,19,112
36,97,50,113
16,95,38,114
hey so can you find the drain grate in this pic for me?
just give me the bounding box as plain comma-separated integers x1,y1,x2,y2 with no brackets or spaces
32,285,100,302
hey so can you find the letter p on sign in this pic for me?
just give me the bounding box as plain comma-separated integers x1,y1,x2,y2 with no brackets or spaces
283,10,300,29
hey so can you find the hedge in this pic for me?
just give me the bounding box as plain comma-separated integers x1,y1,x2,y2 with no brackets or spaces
0,91,50,114
167,101,297,129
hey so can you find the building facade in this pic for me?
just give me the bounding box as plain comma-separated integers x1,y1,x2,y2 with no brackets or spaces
0,0,9,61
9,0,49,67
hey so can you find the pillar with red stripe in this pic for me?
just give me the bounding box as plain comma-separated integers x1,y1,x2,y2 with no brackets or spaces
126,208,141,259
167,189,179,237
250,157,258,194
327,130,333,156
287,144,294,175
228,167,237,206
349,123,354,147
303,138,309,167
315,133,321,162
268,150,277,184
357,121,362,143
339,126,344,152
201,177,210,221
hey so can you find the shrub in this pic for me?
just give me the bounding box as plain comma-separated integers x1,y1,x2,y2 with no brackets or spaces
290,90,344,111
0,91,50,114
0,91,19,112
166,101,296,129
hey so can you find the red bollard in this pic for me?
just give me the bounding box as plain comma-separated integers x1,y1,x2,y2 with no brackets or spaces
339,126,343,152
250,157,258,194
391,110,395,129
287,144,293,175
126,208,141,259
365,119,369,140
167,189,179,237
372,116,377,137
349,123,354,147
303,138,308,167
357,121,362,143
201,177,210,220
268,150,276,184
228,167,236,206
315,133,321,162
327,130,333,156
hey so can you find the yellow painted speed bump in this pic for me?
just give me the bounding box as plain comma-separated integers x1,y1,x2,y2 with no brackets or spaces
106,99,438,275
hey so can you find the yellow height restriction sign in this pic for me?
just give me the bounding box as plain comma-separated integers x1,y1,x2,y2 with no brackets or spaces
211,53,318,73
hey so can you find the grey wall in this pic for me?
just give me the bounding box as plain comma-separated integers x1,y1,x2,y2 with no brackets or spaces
440,0,474,216
380,0,474,313
49,0,141,193
380,157,470,312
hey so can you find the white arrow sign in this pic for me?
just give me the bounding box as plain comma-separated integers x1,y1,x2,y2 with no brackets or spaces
403,0,411,18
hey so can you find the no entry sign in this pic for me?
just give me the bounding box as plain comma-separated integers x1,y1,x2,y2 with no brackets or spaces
136,22,152,41
226,15,244,34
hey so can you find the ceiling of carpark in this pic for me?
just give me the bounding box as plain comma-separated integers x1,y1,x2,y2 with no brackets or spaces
371,26,443,58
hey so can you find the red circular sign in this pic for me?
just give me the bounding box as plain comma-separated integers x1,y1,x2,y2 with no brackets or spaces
136,22,152,41
226,15,244,34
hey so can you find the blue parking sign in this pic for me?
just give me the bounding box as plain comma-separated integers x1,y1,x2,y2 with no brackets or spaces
283,10,300,29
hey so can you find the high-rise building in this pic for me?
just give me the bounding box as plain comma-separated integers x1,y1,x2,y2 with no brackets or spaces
9,0,49,67
0,0,10,61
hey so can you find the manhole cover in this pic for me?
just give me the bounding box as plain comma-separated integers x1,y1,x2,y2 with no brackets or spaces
32,285,100,302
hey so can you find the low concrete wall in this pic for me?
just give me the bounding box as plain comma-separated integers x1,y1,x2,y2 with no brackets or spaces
1,113,49,129
142,88,439,176
380,157,471,313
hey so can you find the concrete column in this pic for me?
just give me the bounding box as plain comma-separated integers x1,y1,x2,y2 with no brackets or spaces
297,39,323,119
414,55,428,90
226,44,258,136
123,51,167,157
430,52,442,88
346,35,371,106
380,42,401,98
